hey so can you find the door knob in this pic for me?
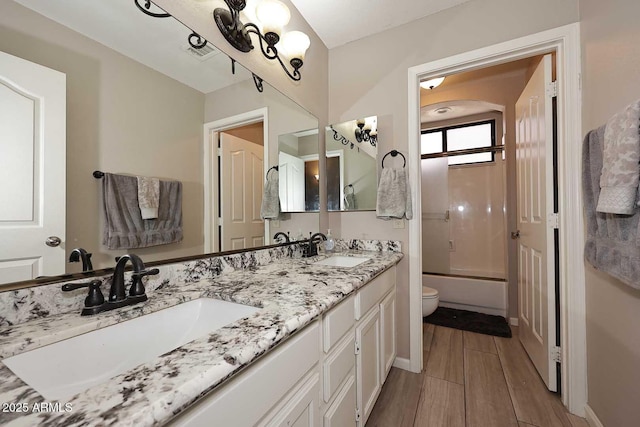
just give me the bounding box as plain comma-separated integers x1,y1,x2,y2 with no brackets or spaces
511,230,521,240
45,236,62,247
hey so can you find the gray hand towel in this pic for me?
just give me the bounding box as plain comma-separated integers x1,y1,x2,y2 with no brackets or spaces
102,173,183,249
583,126,640,289
376,168,413,220
596,100,640,214
260,168,281,220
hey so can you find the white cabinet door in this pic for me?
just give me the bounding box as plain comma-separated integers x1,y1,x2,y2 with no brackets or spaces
264,373,320,427
323,375,356,427
355,306,381,426
379,290,396,378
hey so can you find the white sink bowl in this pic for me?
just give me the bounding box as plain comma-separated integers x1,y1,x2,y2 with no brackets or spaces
2,298,259,400
313,255,371,268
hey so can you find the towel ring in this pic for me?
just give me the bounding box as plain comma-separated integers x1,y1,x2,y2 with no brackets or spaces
381,150,406,168
266,165,278,178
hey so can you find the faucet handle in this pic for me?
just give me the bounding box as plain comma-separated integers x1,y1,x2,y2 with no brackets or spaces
129,268,159,297
62,279,104,308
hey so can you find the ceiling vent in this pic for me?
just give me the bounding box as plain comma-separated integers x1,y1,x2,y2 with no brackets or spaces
182,43,219,61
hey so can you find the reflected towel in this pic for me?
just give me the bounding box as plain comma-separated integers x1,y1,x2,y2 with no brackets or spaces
345,193,356,210
596,100,640,214
344,185,356,210
102,173,182,249
137,176,160,219
260,168,281,220
376,168,413,220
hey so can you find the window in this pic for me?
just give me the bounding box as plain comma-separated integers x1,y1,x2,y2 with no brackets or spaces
421,120,496,165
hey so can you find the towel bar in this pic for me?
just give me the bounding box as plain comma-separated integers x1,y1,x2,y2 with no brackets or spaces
381,150,406,168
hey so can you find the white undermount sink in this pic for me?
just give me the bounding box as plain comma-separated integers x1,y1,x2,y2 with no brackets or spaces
2,298,260,401
313,255,371,268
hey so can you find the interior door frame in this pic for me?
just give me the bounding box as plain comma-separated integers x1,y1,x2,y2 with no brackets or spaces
203,107,269,253
407,23,586,415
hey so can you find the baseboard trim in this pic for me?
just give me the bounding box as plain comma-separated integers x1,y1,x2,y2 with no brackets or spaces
392,356,412,371
510,317,519,326
584,405,604,427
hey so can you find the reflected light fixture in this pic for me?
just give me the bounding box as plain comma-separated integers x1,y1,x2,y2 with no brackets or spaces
420,76,445,90
355,119,377,147
214,0,311,81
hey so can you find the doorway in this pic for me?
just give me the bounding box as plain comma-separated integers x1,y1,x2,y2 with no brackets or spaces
203,108,270,253
420,54,560,393
407,23,586,414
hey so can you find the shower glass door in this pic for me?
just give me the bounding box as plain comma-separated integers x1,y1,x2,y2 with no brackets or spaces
421,120,506,280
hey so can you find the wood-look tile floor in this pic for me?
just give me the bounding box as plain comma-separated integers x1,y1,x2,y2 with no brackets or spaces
366,325,589,427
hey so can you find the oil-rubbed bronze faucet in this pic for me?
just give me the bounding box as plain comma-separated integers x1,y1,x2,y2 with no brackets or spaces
62,254,158,316
303,232,327,257
68,248,94,272
273,232,290,243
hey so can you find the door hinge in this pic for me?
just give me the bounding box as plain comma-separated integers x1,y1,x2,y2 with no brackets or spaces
354,341,360,355
217,217,222,226
217,147,222,156
355,408,361,422
548,212,559,229
546,81,558,98
551,345,562,363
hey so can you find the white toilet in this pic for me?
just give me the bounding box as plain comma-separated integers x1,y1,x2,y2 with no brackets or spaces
422,286,440,317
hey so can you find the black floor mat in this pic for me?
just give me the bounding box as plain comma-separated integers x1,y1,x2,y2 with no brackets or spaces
424,307,512,338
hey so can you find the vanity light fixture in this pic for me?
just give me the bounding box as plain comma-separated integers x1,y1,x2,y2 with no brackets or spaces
354,119,377,147
214,0,311,81
420,76,445,90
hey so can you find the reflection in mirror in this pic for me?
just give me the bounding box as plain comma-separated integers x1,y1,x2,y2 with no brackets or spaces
326,116,378,211
0,0,319,289
278,129,320,212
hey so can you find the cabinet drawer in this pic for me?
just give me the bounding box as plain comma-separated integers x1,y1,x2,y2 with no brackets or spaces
323,333,355,403
355,267,395,320
323,295,354,353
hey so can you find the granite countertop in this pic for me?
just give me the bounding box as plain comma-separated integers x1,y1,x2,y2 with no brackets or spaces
0,250,402,426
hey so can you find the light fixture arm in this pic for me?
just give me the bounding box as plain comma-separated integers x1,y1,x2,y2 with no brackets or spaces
214,1,306,81
244,24,301,81
134,0,171,18
188,32,207,49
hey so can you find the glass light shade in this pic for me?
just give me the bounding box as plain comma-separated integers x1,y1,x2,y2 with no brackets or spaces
420,76,445,90
255,0,290,36
279,30,310,60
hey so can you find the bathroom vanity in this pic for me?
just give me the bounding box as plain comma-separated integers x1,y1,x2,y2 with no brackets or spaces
0,243,401,426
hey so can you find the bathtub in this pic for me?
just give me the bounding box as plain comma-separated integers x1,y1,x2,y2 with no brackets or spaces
422,273,508,317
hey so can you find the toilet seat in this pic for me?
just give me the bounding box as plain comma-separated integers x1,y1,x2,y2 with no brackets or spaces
422,286,438,298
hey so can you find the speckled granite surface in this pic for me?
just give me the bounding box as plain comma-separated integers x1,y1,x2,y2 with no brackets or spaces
0,245,402,426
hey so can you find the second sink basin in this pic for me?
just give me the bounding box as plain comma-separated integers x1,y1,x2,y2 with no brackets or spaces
313,255,371,268
2,298,260,401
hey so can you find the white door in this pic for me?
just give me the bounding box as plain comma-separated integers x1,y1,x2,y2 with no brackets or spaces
278,151,305,211
220,133,264,251
0,51,66,284
515,54,557,391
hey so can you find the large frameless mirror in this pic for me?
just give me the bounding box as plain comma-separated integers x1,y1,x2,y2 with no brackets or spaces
0,0,319,289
